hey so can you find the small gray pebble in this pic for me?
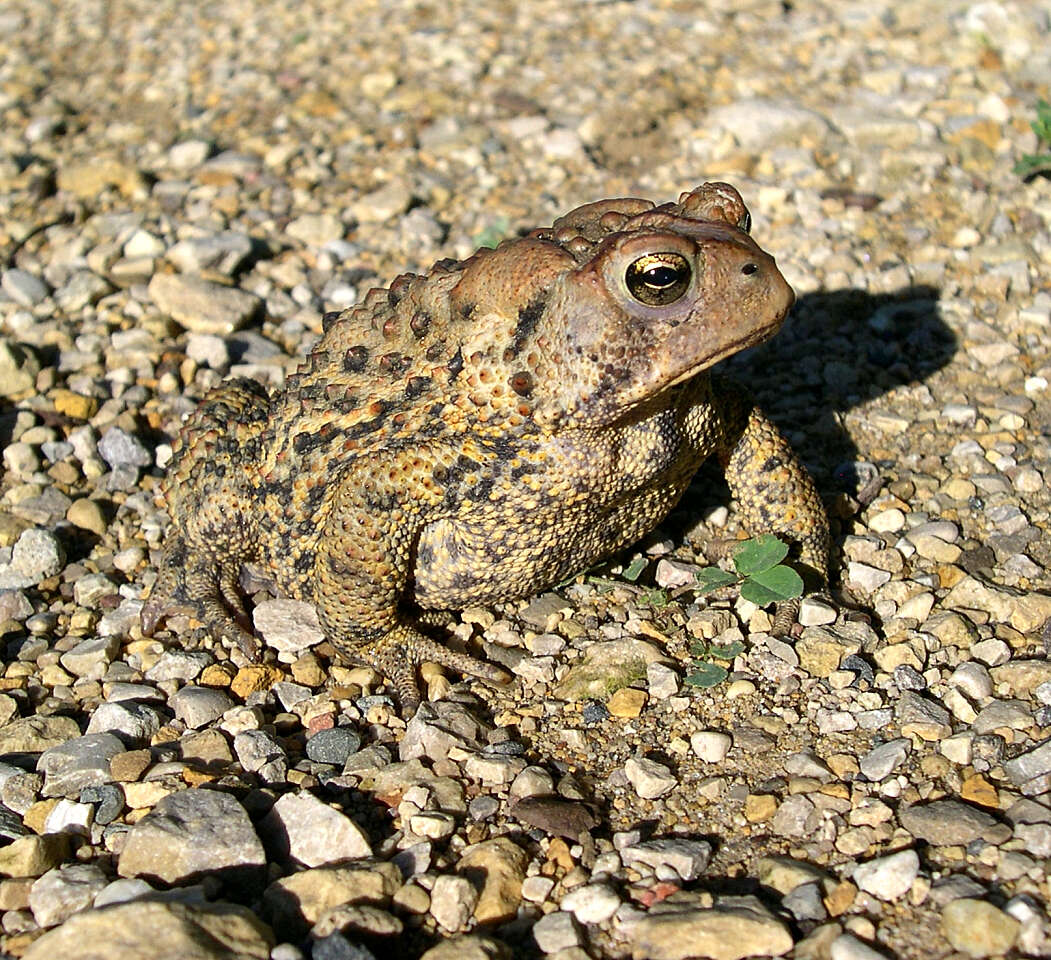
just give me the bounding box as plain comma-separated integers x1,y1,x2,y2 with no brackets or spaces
97,427,152,469
972,734,1006,768
483,739,525,756
2,268,50,306
1004,738,1051,786
783,882,827,922
860,739,910,781
80,783,125,824
0,528,65,589
170,686,235,729
894,664,927,690
842,654,875,685
0,803,28,840
106,462,143,491
101,823,131,848
85,701,165,743
311,933,377,960
6,637,40,662
147,650,214,682
582,700,610,723
305,727,362,765
41,440,74,462
469,796,500,821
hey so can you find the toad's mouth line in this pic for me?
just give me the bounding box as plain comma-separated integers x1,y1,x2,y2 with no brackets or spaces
663,315,786,389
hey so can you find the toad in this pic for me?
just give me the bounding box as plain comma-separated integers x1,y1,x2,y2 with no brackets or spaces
143,182,829,712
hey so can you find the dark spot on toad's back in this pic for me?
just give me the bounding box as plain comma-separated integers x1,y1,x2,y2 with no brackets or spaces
378,352,410,376
447,347,464,381
405,376,431,399
510,371,534,396
512,294,547,355
343,346,369,372
410,310,432,337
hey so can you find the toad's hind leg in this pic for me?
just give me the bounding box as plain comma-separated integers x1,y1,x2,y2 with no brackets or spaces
143,376,272,658
313,468,510,715
363,626,511,716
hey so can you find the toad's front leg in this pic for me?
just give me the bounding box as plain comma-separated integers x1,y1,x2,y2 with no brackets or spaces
313,469,510,715
708,377,830,632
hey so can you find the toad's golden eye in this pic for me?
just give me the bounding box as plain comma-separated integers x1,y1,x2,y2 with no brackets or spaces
625,253,691,306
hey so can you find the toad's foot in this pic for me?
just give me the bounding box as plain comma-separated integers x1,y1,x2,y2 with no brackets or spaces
141,537,262,661
142,590,262,661
345,625,512,717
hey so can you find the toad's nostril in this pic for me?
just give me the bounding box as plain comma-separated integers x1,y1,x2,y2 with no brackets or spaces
741,262,759,276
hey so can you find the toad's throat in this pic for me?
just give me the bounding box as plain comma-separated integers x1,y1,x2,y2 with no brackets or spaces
663,314,786,390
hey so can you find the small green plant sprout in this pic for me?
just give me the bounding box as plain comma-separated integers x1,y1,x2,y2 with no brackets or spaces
1014,99,1051,179
694,534,804,608
613,555,671,607
684,636,746,688
686,535,802,687
620,555,648,582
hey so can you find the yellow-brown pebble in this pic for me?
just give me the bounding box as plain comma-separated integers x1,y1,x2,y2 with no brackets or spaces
51,389,99,420
110,749,152,782
291,653,326,687
744,794,778,823
183,767,221,787
231,664,285,699
824,881,858,917
123,781,176,809
607,687,648,718
960,774,998,809
199,663,236,687
66,499,108,536
23,800,59,835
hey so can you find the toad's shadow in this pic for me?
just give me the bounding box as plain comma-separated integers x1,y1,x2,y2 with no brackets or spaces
671,283,952,521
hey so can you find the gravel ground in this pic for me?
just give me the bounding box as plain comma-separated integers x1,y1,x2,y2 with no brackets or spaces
1,1,1050,958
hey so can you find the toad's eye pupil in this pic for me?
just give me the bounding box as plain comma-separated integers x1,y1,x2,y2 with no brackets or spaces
625,253,691,306
645,266,680,287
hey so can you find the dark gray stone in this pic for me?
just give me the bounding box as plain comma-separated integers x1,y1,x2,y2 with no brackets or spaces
305,727,361,765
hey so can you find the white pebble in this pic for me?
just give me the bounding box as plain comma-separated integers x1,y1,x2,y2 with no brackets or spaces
869,508,905,533
846,562,892,593
560,882,620,924
1013,467,1043,493
830,933,892,960
521,876,555,903
853,848,920,901
43,799,94,836
409,812,456,839
798,597,837,626
429,875,477,932
941,736,971,765
970,639,1011,667
948,662,993,699
690,731,732,763
623,756,677,799
647,662,680,699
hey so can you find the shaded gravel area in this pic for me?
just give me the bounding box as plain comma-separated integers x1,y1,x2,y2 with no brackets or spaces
1,1,1050,957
